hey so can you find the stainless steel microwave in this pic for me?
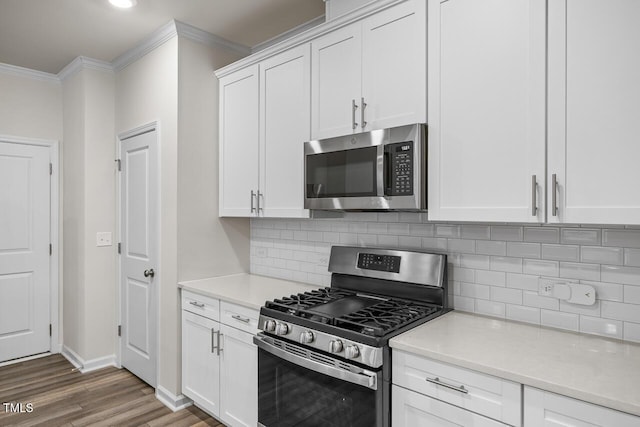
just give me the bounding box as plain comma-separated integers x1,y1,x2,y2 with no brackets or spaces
304,123,426,211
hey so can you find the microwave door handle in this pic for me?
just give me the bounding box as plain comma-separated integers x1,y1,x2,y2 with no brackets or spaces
377,145,385,197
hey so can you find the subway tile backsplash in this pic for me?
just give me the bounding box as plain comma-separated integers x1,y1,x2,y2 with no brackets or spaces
250,215,640,343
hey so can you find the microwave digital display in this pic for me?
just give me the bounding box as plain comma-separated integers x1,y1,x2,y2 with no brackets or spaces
384,141,413,196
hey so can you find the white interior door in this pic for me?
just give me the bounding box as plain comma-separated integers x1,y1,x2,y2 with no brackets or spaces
120,129,158,387
0,142,50,362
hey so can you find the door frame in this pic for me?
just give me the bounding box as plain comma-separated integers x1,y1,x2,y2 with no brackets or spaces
115,121,160,387
0,134,60,357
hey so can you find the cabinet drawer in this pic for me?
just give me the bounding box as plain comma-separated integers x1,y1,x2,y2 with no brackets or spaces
525,387,640,427
182,290,220,321
392,385,509,427
392,351,521,426
220,301,259,334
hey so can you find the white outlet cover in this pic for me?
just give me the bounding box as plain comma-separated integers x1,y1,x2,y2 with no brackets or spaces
96,232,112,247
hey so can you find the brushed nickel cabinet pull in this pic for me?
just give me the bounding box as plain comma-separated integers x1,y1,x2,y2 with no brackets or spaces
189,301,205,308
352,99,358,130
531,175,538,216
232,314,251,323
361,97,367,129
250,190,256,213
426,377,469,394
552,173,558,216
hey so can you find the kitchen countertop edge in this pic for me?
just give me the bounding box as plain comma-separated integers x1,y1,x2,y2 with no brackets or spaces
390,311,640,418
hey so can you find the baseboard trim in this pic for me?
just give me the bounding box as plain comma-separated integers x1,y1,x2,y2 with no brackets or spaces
61,346,116,373
155,385,193,412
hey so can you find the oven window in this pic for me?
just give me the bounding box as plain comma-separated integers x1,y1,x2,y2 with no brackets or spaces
258,348,378,427
306,147,377,198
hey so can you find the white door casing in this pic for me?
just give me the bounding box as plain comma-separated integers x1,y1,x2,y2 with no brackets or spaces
0,142,51,363
119,127,158,387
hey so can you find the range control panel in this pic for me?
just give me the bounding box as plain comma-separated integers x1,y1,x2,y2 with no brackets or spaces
384,141,414,196
357,253,401,273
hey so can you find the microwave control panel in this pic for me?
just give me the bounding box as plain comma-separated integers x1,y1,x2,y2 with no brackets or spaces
385,141,413,196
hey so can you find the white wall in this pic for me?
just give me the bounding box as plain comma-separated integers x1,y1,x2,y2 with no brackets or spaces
61,67,116,362
115,37,180,394
251,215,640,343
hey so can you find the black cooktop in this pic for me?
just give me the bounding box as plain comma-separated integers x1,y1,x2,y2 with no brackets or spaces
265,287,440,338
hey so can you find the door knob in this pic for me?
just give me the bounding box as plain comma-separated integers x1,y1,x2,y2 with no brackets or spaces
144,268,155,278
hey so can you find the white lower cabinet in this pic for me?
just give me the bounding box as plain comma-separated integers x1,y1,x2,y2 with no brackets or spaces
524,387,640,427
392,385,508,427
181,291,258,427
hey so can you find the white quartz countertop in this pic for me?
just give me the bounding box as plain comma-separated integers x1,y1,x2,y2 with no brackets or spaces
178,273,318,310
390,311,640,417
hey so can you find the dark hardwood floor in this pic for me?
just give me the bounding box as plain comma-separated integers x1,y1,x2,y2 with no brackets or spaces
0,354,225,427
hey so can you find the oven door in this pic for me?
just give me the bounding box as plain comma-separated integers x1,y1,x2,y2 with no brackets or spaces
254,333,385,427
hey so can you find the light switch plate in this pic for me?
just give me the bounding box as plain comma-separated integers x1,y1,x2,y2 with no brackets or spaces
97,232,112,247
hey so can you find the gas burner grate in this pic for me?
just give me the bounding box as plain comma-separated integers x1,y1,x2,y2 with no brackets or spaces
266,287,354,314
335,300,440,337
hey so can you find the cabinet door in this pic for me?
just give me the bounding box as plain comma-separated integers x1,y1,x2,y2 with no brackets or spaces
219,324,257,427
311,24,362,140
428,0,546,223
548,0,640,224
525,387,640,426
392,385,509,427
361,0,426,131
219,65,259,217
259,45,310,218
182,311,220,417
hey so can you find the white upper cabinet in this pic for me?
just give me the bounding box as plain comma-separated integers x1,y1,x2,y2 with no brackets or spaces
311,24,362,140
428,0,546,223
547,0,640,225
311,0,427,140
259,44,310,218
219,65,259,217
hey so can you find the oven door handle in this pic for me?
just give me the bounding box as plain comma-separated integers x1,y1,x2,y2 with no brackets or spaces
254,334,378,391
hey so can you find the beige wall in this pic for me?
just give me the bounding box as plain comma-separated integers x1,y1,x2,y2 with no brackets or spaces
115,37,180,394
61,67,116,361
177,37,249,282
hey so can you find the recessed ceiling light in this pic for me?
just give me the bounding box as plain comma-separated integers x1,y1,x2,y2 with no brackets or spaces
109,0,137,8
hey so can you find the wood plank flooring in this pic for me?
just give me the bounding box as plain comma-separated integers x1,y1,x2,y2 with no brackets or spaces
0,354,225,427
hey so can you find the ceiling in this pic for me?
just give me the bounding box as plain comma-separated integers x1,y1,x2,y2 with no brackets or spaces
0,0,325,74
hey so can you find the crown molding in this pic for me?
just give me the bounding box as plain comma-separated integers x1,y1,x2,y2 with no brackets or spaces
252,15,325,53
112,20,178,72
0,62,60,83
57,56,113,81
175,20,251,55
215,0,403,78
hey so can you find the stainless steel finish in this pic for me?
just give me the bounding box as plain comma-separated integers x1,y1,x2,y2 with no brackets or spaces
275,322,289,336
143,268,155,278
250,190,256,213
254,333,378,390
552,173,558,216
345,345,360,359
328,246,446,287
232,314,251,324
257,190,264,212
329,340,343,354
361,97,367,128
426,377,469,394
351,99,358,129
299,330,315,344
215,330,223,356
264,319,276,332
259,315,384,368
189,301,204,308
531,175,538,216
304,123,426,211
211,328,215,353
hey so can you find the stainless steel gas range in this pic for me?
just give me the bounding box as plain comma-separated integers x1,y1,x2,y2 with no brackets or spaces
254,246,449,427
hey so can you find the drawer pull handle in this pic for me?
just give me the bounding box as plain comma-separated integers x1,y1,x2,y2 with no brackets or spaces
426,377,469,394
232,314,251,323
189,301,205,308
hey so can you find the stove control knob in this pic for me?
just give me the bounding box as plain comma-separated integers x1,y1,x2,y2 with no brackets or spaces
299,331,314,344
264,320,276,333
329,340,343,353
275,323,289,336
345,345,360,359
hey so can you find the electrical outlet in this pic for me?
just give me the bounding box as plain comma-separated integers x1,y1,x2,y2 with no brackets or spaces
96,232,112,247
538,278,556,296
